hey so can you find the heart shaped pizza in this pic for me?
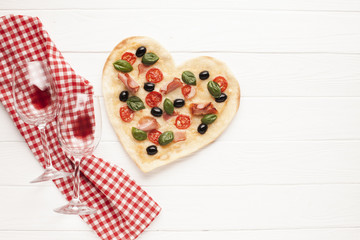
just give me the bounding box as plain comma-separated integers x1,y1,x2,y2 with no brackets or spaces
102,37,240,172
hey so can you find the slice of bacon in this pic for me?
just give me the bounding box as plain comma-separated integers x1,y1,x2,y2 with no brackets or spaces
138,63,150,76
163,111,178,121
118,73,139,93
137,116,159,132
190,102,218,116
174,131,186,143
160,78,183,94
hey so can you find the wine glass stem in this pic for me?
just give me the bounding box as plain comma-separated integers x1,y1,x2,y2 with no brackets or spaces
38,124,53,169
72,157,81,201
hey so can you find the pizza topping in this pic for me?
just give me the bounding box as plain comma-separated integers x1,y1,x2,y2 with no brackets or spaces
144,82,155,92
126,96,145,111
213,76,228,92
119,106,134,122
113,59,133,73
175,114,191,129
158,131,174,146
118,73,140,93
181,85,196,99
132,127,147,141
142,52,159,65
121,52,136,65
173,99,185,108
173,131,186,142
119,91,129,102
215,93,228,103
151,107,163,117
148,129,162,145
146,68,164,83
160,78,183,94
197,123,208,134
163,111,178,121
138,63,150,76
146,145,158,155
190,102,218,115
145,91,162,107
137,116,160,131
201,114,217,124
136,46,147,57
207,81,222,98
181,71,196,85
163,98,174,115
199,71,210,80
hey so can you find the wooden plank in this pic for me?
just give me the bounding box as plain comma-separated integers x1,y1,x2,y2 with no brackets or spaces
2,0,360,11
1,185,360,230
1,10,360,53
62,52,360,97
0,97,359,142
1,141,360,186
1,228,360,240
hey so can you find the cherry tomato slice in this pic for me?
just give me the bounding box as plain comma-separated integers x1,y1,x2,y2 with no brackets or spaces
213,76,228,92
121,52,136,65
146,68,163,83
119,106,134,122
181,85,191,98
175,114,191,129
145,91,162,107
148,129,162,145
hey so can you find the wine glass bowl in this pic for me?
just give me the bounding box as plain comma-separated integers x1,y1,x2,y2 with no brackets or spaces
12,60,71,183
54,93,101,215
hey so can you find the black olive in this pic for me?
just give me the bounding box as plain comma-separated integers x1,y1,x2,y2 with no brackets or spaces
119,91,129,102
136,46,146,57
215,93,227,103
197,123,208,134
199,71,210,80
144,82,155,92
173,99,185,108
146,145,158,155
151,107,163,117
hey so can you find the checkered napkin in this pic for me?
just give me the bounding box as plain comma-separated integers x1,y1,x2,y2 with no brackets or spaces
0,15,161,240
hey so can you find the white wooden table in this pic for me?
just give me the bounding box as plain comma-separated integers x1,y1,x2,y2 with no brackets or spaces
1,0,360,239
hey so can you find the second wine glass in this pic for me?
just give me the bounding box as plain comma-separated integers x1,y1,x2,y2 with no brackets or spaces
12,60,71,183
54,93,101,215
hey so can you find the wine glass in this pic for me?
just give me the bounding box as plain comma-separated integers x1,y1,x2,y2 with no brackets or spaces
12,61,71,183
54,93,101,215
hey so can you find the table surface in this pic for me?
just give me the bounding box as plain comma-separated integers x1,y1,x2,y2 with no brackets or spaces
1,0,360,239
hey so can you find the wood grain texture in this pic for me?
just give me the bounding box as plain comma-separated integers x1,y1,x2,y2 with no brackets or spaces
61,52,360,97
1,141,360,186
1,10,360,53
0,97,359,142
1,229,360,240
1,185,360,230
2,0,360,11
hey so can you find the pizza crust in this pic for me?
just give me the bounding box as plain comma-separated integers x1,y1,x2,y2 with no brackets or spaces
102,36,240,172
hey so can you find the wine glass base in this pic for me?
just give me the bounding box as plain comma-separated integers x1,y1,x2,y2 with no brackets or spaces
54,199,97,215
30,167,71,183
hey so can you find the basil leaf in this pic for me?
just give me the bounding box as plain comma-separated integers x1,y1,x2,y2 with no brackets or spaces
127,96,145,111
142,53,159,65
201,114,217,124
181,71,196,85
163,98,174,115
131,127,147,141
158,131,174,146
113,59,133,72
207,81,221,98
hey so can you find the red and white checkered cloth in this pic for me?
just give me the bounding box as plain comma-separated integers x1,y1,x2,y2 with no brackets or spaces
0,15,161,240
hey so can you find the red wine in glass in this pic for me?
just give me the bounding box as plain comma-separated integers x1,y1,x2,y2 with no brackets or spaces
54,93,101,215
12,61,71,183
